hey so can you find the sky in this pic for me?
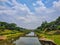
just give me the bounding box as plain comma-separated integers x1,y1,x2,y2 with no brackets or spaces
0,0,60,29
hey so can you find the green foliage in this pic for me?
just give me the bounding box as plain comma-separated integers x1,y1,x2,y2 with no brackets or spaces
36,16,60,32
0,21,30,33
7,23,16,30
57,25,60,30
35,17,60,45
0,25,5,31
37,21,48,30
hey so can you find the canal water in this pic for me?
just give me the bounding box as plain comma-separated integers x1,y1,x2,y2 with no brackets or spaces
26,32,35,36
14,37,41,45
14,32,41,45
0,32,41,45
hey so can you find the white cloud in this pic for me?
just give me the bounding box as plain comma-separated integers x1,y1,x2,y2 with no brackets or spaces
0,0,60,29
35,0,55,14
0,0,8,2
36,0,44,6
0,0,39,23
24,15,38,23
0,0,29,15
53,0,60,10
53,0,60,7
34,0,60,23
17,14,39,23
0,0,12,6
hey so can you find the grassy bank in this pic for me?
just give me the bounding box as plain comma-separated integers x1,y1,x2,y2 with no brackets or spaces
0,29,30,45
36,30,60,45
0,30,25,41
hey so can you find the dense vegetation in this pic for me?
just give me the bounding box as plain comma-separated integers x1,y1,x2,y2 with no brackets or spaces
35,16,60,33
0,21,30,42
35,16,60,45
0,22,30,34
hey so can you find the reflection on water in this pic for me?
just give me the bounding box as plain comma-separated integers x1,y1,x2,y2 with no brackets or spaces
13,32,41,45
14,37,41,45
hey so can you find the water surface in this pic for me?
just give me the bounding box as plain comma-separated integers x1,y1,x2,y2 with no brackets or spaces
14,32,41,45
14,37,41,45
26,32,35,36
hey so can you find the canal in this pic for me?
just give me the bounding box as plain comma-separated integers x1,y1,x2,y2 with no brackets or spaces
14,32,41,45
0,32,41,45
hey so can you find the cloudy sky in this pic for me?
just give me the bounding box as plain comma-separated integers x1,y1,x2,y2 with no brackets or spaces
0,0,60,29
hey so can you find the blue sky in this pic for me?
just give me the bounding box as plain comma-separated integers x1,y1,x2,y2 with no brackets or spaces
0,0,60,29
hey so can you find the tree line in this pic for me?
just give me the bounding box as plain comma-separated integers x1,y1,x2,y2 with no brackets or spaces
35,16,60,32
0,22,27,32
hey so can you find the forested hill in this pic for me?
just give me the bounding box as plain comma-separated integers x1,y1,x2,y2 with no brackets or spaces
36,16,60,32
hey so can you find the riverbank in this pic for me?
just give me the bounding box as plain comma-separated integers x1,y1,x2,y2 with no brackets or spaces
35,30,60,45
0,30,25,41
0,30,25,45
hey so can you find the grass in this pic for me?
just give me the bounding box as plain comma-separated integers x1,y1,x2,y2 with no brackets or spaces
36,30,60,45
52,35,60,45
0,29,26,45
0,30,25,41
45,35,60,45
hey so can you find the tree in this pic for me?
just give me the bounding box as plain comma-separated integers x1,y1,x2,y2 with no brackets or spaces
0,22,8,31
36,16,60,33
15,27,21,31
57,25,60,30
7,23,16,30
40,21,48,30
55,16,60,25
